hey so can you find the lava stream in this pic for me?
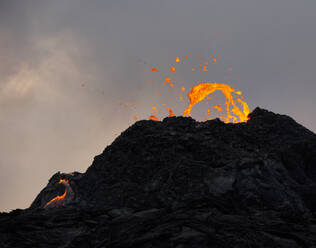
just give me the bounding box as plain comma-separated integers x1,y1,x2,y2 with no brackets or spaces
44,179,73,208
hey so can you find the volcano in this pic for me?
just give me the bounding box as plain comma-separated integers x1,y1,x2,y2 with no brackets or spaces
1,107,316,247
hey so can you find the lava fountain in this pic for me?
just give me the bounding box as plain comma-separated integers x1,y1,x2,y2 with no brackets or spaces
183,82,249,123
117,54,251,123
77,54,252,123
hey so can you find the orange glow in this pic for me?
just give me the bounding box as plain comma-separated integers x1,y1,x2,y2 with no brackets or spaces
149,115,159,121
166,108,175,117
121,55,250,123
183,82,249,123
237,98,250,120
44,179,70,208
59,179,68,184
178,93,183,101
213,104,223,112
44,189,67,208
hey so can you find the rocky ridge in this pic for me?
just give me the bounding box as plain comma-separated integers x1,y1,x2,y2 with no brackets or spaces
1,107,316,247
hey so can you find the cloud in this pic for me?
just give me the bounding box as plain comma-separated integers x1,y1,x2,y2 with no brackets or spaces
0,30,125,211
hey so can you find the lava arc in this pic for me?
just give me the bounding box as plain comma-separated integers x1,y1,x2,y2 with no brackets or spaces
183,82,249,123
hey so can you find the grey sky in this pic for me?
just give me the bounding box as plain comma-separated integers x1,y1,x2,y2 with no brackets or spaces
1,0,316,211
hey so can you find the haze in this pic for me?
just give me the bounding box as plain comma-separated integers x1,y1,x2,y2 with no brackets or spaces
1,0,316,211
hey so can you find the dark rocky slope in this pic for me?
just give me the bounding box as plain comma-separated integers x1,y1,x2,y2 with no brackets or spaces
1,107,316,247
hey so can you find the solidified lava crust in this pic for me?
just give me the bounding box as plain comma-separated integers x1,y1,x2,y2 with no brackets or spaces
1,107,316,248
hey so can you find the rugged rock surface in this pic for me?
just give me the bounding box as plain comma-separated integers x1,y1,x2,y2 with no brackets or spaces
1,107,316,247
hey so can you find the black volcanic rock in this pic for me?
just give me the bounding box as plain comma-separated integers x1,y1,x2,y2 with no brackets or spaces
1,107,316,247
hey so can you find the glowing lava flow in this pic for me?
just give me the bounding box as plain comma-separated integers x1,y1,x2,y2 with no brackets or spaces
44,179,72,208
183,82,250,123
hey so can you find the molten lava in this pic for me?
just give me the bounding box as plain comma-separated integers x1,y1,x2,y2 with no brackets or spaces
118,55,250,123
183,82,249,123
44,179,71,208
149,115,159,121
166,108,175,117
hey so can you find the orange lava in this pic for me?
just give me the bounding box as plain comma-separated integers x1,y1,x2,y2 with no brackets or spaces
44,179,69,208
183,82,250,123
119,55,250,123
166,108,175,117
213,104,223,112
149,115,159,121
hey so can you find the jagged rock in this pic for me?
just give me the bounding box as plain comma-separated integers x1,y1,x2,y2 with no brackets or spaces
1,107,316,247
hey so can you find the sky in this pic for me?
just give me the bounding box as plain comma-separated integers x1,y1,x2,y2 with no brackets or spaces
1,0,316,211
